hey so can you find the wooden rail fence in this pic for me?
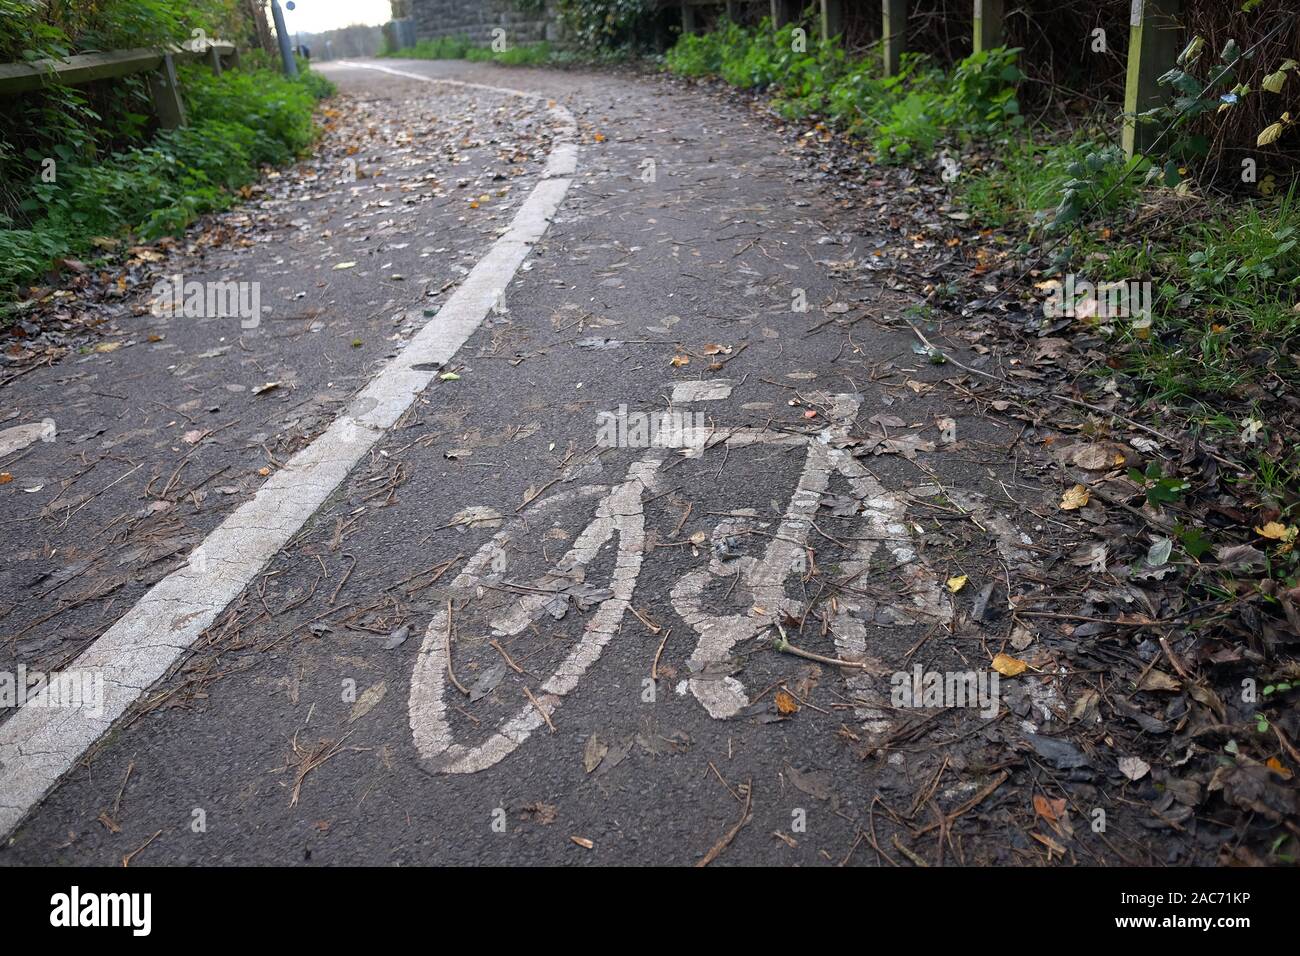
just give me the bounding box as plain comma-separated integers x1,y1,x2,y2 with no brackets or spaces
0,40,239,130
668,0,1186,158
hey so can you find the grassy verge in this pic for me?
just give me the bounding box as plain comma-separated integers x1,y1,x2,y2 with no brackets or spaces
386,37,556,67
0,66,335,302
668,17,1299,520
956,129,1300,506
383,36,641,69
664,19,1022,163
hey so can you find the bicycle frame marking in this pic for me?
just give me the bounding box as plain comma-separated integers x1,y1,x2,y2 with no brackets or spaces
408,394,953,773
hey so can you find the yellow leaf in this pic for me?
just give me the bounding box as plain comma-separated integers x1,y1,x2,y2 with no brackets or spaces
946,574,968,593
1262,70,1287,94
991,653,1028,677
0,473,11,485
1255,521,1295,541
670,354,690,367
775,690,800,715
1258,121,1285,147
1060,484,1090,510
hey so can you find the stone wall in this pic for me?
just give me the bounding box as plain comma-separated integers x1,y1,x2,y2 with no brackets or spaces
405,0,558,46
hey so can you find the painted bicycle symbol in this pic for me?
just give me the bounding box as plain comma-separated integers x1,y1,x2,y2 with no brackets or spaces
408,393,955,774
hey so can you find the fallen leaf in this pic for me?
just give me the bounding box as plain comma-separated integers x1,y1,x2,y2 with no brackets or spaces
348,681,387,723
1256,521,1296,541
1266,757,1293,780
946,574,968,593
570,836,594,849
991,653,1028,677
1138,669,1181,692
1118,756,1151,781
1072,445,1113,470
775,690,799,715
583,735,608,773
1059,484,1090,510
1033,794,1067,822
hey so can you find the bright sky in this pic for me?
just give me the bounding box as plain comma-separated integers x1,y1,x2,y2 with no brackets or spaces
277,0,393,34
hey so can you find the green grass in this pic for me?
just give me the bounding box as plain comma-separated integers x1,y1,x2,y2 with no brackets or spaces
0,66,334,300
386,37,554,67
961,128,1300,502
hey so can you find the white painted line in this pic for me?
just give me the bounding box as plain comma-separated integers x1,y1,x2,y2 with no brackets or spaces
0,64,577,838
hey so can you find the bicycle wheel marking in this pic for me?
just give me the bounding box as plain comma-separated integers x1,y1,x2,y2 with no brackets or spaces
409,394,958,773
409,459,658,773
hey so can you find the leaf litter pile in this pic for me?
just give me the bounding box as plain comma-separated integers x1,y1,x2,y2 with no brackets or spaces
682,77,1300,865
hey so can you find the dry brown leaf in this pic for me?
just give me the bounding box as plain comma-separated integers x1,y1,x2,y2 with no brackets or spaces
1033,794,1067,822
991,653,1028,677
1137,669,1181,692
1060,484,1090,510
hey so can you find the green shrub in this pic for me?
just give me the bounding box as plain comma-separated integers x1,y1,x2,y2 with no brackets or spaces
665,23,1023,163
0,66,329,297
556,0,655,52
180,66,317,166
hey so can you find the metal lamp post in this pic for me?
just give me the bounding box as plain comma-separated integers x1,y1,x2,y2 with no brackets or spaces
270,0,299,77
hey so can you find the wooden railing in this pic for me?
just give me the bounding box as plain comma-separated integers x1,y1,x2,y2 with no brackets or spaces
669,0,1185,158
0,40,240,130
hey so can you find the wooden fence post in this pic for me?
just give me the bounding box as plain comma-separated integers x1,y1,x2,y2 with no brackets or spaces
208,44,223,75
972,0,1004,53
1123,0,1184,158
725,0,739,22
770,0,795,28
821,0,844,42
148,51,186,129
681,2,697,35
882,0,906,75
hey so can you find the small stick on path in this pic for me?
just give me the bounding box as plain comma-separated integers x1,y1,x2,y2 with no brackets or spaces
522,685,555,732
696,779,752,867
445,599,469,697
